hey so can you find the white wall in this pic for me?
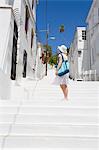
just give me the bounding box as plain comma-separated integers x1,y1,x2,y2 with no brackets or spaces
86,0,99,80
0,7,15,99
0,8,14,72
12,0,37,80
69,27,87,80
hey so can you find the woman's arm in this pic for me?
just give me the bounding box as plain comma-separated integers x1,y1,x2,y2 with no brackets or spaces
57,55,62,70
55,55,62,75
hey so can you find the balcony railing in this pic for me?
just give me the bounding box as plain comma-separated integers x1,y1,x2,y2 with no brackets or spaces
82,70,97,81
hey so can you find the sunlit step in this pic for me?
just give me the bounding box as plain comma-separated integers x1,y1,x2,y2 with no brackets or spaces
2,136,98,149
14,114,98,125
0,106,98,115
18,106,99,116
0,99,98,106
7,124,99,137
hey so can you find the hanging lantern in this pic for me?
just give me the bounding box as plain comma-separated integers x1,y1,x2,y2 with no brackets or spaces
59,24,65,32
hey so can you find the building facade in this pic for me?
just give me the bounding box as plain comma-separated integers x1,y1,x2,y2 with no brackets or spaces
13,0,38,80
0,0,42,99
85,0,99,80
0,6,15,99
69,27,87,80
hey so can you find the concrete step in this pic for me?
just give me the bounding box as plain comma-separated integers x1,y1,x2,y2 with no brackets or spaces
0,124,10,135
0,114,98,124
2,136,98,149
0,106,19,114
19,106,99,116
32,95,99,100
8,124,99,137
14,114,98,124
0,149,97,150
1,124,98,137
0,106,98,115
0,148,97,150
0,114,15,124
35,87,99,92
34,88,99,93
0,97,99,107
0,100,22,106
21,100,99,107
32,94,98,99
31,98,98,105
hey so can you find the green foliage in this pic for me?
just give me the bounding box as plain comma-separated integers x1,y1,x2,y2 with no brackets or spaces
49,54,57,65
43,44,52,56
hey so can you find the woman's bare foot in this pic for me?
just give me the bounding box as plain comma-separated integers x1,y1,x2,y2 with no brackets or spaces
64,97,69,101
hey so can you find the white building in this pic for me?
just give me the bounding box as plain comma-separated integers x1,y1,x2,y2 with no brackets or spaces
84,0,99,81
0,0,44,99
12,0,38,80
35,42,46,79
69,27,87,80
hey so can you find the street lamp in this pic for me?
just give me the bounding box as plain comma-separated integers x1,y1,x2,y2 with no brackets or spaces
49,36,56,40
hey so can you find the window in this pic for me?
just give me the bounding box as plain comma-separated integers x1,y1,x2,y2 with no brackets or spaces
25,5,30,34
32,0,34,9
82,30,86,40
78,51,82,57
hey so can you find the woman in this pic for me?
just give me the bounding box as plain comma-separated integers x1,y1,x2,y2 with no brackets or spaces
53,45,69,100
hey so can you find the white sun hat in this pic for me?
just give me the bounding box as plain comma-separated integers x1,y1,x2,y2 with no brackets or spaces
57,45,67,53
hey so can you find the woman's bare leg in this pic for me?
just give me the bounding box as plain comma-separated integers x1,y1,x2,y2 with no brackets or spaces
64,85,68,99
60,84,68,100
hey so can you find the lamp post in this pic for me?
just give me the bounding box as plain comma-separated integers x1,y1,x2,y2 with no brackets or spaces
45,32,56,76
39,26,55,76
45,26,49,76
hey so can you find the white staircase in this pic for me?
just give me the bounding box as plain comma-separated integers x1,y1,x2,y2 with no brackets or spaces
0,71,99,150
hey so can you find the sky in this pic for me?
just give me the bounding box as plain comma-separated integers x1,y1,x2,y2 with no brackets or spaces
37,0,92,54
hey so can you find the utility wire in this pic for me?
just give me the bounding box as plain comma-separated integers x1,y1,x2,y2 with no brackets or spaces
45,0,48,43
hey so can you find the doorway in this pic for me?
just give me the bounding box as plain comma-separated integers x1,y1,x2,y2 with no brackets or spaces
23,50,27,78
11,21,18,80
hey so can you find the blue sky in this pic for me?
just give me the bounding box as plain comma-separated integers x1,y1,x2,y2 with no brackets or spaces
37,0,92,54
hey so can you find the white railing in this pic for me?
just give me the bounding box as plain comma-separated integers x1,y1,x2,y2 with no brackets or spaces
82,70,97,81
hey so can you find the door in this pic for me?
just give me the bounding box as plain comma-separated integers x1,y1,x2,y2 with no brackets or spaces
11,21,18,80
23,50,27,78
